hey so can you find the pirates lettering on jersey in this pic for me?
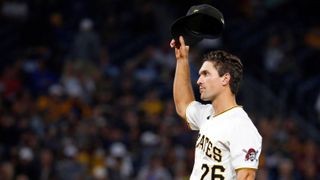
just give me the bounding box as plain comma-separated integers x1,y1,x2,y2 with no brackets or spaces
196,133,222,162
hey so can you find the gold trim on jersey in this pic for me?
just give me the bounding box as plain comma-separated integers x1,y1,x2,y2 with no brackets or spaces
235,167,257,172
212,105,242,118
184,118,191,129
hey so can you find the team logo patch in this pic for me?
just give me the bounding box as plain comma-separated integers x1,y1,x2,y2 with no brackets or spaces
243,148,258,161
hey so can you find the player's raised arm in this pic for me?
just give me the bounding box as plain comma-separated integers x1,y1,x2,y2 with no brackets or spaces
170,36,195,120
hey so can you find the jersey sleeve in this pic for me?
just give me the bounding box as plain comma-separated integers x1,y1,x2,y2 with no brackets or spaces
185,101,212,130
229,118,262,170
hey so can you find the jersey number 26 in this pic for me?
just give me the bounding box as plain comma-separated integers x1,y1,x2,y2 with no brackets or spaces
200,164,225,180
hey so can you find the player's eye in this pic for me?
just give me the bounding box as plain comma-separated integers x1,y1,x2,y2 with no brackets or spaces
199,70,210,77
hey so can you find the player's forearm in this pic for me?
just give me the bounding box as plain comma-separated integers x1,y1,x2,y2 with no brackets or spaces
236,169,256,180
173,58,195,119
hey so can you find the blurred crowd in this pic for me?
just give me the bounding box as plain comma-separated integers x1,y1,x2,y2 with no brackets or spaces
0,0,319,180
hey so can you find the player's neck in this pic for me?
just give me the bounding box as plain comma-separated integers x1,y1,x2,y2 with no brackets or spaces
211,93,238,117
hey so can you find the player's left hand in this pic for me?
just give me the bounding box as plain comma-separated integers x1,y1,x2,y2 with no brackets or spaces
170,36,189,62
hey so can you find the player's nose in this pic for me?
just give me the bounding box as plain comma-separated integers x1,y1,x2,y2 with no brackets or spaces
197,77,202,86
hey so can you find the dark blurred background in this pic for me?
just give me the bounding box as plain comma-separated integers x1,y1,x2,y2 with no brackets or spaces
0,0,319,179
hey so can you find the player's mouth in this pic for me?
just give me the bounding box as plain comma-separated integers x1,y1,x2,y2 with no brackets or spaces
199,87,205,93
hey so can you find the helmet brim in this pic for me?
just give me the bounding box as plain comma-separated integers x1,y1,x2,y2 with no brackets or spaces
171,11,224,46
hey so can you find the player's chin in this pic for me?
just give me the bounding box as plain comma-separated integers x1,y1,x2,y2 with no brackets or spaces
201,93,214,102
200,94,209,101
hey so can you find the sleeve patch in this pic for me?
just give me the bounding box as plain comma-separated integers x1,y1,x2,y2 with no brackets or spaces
243,148,259,162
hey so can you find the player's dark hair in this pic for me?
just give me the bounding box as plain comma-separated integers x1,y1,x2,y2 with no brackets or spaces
202,50,243,95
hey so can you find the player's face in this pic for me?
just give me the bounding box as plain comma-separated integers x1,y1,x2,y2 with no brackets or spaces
197,61,223,101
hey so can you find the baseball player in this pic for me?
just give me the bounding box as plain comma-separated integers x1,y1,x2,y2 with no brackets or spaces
170,36,262,180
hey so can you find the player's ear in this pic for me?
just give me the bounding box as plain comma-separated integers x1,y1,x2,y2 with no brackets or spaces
221,73,231,86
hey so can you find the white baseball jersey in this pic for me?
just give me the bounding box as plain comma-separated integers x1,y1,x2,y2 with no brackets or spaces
186,101,262,180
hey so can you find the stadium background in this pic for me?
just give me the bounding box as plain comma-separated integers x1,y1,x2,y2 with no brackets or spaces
0,0,319,179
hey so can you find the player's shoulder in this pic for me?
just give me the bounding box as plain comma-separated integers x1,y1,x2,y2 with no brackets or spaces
230,107,254,125
231,107,262,137
187,101,213,114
